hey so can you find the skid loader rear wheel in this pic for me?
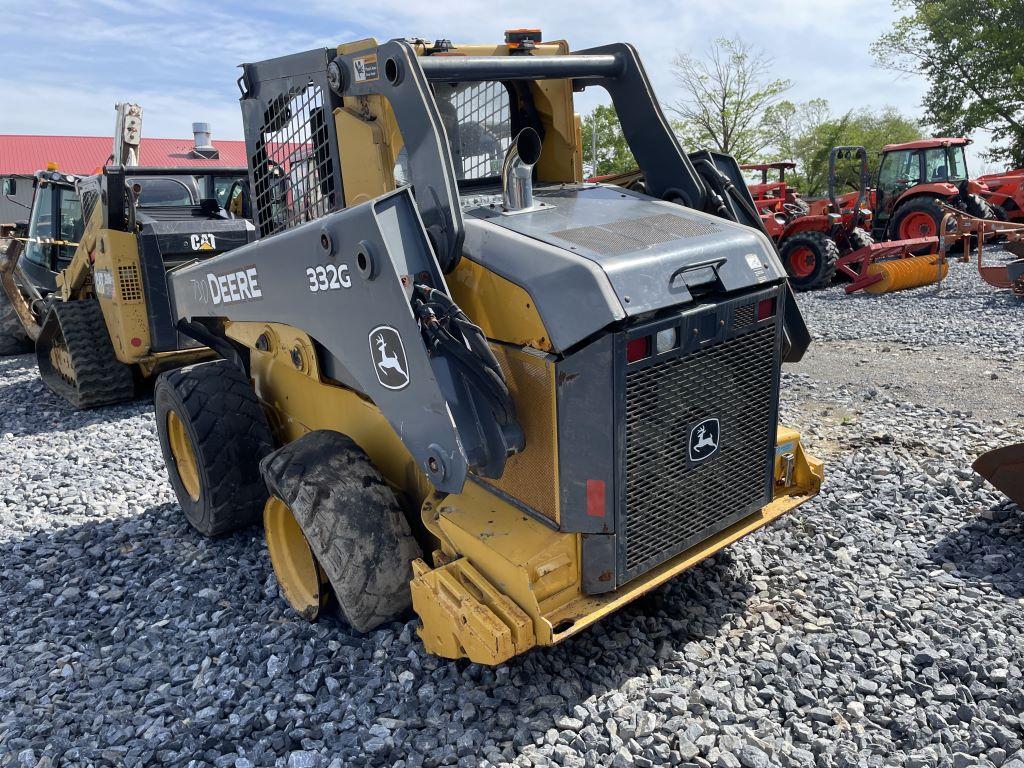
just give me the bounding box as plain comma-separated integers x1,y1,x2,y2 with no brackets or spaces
779,231,839,291
260,430,422,632
35,300,134,408
154,359,274,537
0,288,32,356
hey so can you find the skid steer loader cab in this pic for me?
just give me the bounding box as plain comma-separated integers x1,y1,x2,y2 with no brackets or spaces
156,34,823,664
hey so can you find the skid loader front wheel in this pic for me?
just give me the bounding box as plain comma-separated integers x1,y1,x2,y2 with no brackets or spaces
154,359,274,537
260,430,423,632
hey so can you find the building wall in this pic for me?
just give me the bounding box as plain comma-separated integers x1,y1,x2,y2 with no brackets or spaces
0,175,35,225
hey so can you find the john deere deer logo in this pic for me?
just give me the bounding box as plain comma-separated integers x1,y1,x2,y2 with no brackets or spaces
369,326,409,390
688,418,720,463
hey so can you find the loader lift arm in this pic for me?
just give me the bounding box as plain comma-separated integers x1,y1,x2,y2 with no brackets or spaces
168,187,522,494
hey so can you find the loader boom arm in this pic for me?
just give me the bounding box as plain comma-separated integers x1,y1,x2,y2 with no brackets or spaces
167,187,473,493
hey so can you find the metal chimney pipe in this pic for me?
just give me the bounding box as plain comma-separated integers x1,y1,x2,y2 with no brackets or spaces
192,122,213,151
502,128,542,212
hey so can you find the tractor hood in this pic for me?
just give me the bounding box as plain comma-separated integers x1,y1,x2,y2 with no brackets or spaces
463,184,787,351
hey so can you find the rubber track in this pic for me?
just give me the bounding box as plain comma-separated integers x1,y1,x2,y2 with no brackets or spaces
156,360,274,536
0,288,31,355
36,300,134,409
261,430,422,632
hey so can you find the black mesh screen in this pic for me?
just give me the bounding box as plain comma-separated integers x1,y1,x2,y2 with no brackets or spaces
250,81,336,238
621,323,779,582
435,81,511,180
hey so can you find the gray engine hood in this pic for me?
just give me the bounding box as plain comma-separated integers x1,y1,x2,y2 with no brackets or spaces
462,184,787,352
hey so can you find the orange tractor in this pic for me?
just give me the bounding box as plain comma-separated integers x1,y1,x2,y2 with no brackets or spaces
832,137,995,244
977,167,1024,224
751,147,938,292
741,161,809,216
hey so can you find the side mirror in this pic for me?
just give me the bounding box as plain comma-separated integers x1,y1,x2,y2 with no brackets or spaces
2,177,15,195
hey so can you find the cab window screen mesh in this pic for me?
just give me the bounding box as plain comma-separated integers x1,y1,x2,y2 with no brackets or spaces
436,81,511,181
251,82,336,238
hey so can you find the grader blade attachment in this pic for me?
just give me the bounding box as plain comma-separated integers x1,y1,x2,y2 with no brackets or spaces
973,444,1024,508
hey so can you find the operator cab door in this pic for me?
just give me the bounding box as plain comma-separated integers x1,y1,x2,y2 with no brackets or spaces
875,149,922,230
19,183,83,293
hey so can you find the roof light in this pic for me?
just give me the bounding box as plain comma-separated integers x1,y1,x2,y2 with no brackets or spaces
46,162,59,171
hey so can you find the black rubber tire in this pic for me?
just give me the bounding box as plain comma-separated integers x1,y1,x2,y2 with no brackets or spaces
261,430,422,632
155,359,274,537
991,203,1009,222
964,193,996,221
0,287,32,356
779,230,839,292
847,227,874,251
35,300,134,409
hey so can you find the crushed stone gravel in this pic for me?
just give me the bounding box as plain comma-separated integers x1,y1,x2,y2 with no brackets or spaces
0,258,1022,768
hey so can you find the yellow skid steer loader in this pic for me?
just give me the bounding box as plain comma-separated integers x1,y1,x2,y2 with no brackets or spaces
154,31,823,663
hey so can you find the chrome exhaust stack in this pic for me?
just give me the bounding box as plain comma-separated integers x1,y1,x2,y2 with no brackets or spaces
502,127,542,213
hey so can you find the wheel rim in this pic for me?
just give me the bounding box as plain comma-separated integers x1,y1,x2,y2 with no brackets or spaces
899,211,937,239
264,496,328,621
167,410,201,502
788,246,817,278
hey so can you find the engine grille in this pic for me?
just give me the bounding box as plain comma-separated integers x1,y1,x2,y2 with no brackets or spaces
621,322,779,582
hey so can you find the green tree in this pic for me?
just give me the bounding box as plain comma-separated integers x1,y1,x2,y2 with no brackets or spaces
581,104,636,176
668,37,792,162
873,0,1024,166
761,102,922,196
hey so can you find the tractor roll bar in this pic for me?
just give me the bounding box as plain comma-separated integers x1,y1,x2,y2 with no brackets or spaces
417,54,624,82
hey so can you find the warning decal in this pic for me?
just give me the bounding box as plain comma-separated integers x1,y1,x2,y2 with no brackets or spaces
353,54,379,83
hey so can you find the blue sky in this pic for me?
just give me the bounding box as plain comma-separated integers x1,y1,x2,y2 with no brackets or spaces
0,0,998,171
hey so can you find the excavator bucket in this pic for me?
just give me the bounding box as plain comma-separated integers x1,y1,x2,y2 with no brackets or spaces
973,444,1024,508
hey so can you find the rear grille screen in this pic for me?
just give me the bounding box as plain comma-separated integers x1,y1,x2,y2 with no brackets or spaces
621,323,778,581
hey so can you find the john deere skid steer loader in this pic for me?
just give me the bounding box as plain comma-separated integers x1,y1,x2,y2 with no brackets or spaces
154,31,823,664
1,164,252,407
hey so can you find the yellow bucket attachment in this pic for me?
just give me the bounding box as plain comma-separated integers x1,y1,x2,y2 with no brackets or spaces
863,255,948,294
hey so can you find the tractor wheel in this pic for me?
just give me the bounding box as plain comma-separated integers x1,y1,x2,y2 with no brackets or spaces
964,193,996,221
990,203,1009,222
847,227,874,251
0,288,32,356
889,196,947,252
260,430,422,632
35,300,135,409
779,231,839,292
154,359,274,537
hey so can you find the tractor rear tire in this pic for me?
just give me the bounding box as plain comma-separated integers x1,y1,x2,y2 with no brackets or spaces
0,288,32,356
779,231,839,292
260,430,422,633
964,193,996,221
155,359,274,537
35,300,135,409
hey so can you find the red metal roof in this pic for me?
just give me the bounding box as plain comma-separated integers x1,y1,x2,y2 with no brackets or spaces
882,137,971,153
0,134,248,175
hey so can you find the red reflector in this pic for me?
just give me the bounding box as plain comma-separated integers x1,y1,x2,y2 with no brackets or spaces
626,336,650,362
586,479,606,518
757,298,776,321
130,337,142,347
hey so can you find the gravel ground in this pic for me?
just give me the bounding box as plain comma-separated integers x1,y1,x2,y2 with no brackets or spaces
1,259,1022,768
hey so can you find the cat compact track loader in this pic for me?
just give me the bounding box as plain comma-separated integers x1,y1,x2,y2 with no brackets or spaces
0,164,252,407
154,31,823,664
